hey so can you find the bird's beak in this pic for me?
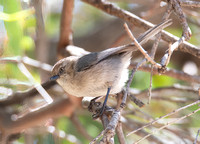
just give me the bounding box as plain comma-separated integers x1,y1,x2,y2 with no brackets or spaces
50,75,59,81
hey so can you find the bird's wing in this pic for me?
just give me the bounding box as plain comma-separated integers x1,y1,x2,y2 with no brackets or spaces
75,52,98,72
75,19,172,72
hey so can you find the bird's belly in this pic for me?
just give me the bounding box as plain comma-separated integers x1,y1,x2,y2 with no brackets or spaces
61,68,129,97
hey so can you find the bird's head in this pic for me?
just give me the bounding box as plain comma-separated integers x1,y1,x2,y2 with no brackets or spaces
50,56,78,81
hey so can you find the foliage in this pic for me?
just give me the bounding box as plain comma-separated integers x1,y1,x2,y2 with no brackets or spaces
0,0,200,144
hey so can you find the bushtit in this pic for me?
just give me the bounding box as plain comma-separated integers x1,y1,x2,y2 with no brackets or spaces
51,20,172,116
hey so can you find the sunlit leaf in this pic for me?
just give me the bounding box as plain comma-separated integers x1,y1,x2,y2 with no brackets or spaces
0,8,34,21
20,36,34,50
153,75,176,88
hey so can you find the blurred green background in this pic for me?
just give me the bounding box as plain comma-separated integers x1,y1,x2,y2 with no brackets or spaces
0,0,200,144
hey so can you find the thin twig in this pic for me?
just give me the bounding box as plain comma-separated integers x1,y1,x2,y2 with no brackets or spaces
160,0,192,67
168,0,192,40
0,56,52,72
147,65,153,104
160,37,185,67
82,0,200,59
116,121,126,144
115,92,126,143
90,130,105,144
124,23,162,69
130,62,200,84
180,0,200,8
123,118,163,144
132,85,199,99
121,20,169,108
17,63,53,104
194,128,200,144
0,81,56,107
0,98,78,136
147,4,173,103
135,107,200,144
129,94,145,108
127,100,200,137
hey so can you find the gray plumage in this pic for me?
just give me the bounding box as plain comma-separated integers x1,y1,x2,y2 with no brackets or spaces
51,20,172,97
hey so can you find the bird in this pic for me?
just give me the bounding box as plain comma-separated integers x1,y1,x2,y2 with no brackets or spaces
50,20,172,117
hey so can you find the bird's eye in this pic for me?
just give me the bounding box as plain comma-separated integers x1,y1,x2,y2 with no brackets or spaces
59,67,65,74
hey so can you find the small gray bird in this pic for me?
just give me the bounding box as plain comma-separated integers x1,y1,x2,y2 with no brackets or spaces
51,20,172,117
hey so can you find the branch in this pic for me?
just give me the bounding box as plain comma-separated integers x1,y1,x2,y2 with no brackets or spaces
82,0,200,59
0,97,81,136
123,118,163,144
67,44,200,84
90,130,104,144
168,0,200,7
124,23,162,69
32,0,49,82
194,128,200,144
116,121,126,144
103,110,120,143
168,0,191,40
57,0,74,58
132,85,199,100
0,81,56,107
127,99,200,136
0,56,52,72
130,62,200,84
147,4,173,103
135,106,200,143
17,63,53,104
160,0,192,67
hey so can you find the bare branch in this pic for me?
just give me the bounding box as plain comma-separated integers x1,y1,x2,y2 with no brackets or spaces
123,118,163,144
57,0,74,58
130,62,200,84
0,56,52,72
135,106,200,143
82,0,200,59
0,98,81,136
133,85,198,99
168,0,191,40
127,100,200,137
179,0,200,7
90,130,104,144
103,110,120,144
124,23,162,69
17,63,53,104
147,4,173,103
116,121,126,144
129,94,145,108
0,81,56,107
32,0,49,82
194,128,200,144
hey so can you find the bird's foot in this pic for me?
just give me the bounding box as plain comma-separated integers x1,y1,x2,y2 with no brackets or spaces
88,97,113,119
